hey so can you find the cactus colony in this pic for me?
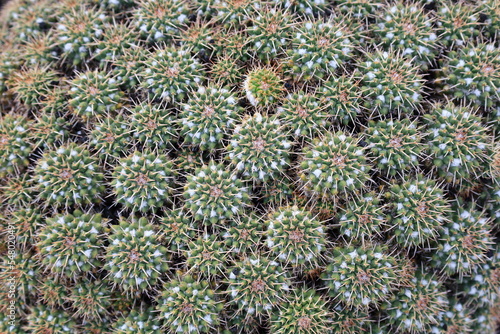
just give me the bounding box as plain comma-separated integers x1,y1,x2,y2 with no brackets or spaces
0,0,499,333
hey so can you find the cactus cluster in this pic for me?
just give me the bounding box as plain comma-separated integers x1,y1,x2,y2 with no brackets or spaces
0,0,499,333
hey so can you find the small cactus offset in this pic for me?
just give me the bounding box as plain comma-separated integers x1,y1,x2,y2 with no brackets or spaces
0,0,499,332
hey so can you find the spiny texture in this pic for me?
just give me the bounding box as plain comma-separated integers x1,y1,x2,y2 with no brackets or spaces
386,175,450,247
441,43,500,108
373,2,438,67
179,85,242,150
365,118,423,177
157,275,222,333
287,19,355,81
424,103,492,186
0,0,499,332
112,306,162,334
337,192,386,241
129,102,176,150
37,210,105,277
430,202,493,275
111,151,175,212
104,217,168,292
322,245,400,307
140,46,203,102
69,70,123,120
383,269,448,333
227,113,291,182
244,67,283,107
0,114,32,177
358,50,424,115
276,90,328,138
299,131,371,199
226,255,290,318
265,206,327,267
183,162,250,225
269,289,332,334
33,143,105,207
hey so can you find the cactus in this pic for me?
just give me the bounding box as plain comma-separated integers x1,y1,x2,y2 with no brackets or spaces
373,2,438,68
386,175,451,248
89,114,132,163
244,67,283,108
179,19,214,57
157,275,222,333
132,0,190,44
179,85,243,150
330,304,369,334
336,0,382,19
337,192,386,241
22,33,59,67
69,70,124,120
38,276,69,308
383,269,448,333
104,217,169,292
424,102,492,186
129,102,177,150
209,55,245,88
183,162,250,224
111,151,175,212
276,90,328,138
0,114,32,177
320,75,363,125
441,43,500,108
247,6,293,60
322,244,400,307
24,306,76,333
265,206,327,267
0,174,35,207
66,278,113,320
159,208,198,252
226,254,291,318
8,66,58,107
269,289,331,334
365,118,423,177
213,28,251,62
92,23,138,64
0,0,499,332
227,113,291,182
430,202,493,277
37,210,105,277
436,1,481,48
54,6,108,65
299,131,371,199
33,143,105,207
287,19,355,81
8,207,43,248
140,46,204,102
31,113,69,150
112,306,162,334
112,47,147,89
357,50,424,115
185,234,228,277
222,213,263,256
